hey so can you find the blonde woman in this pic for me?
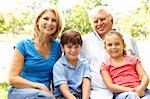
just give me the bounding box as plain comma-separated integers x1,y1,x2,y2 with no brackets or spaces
8,7,64,99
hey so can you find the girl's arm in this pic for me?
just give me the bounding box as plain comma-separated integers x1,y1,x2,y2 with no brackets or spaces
82,77,90,99
59,83,76,99
100,69,133,93
9,49,50,92
134,63,149,96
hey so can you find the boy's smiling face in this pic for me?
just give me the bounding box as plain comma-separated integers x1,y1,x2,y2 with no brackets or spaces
61,43,81,64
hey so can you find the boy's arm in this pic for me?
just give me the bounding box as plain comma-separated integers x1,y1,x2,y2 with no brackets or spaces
59,83,76,99
100,70,133,93
82,77,90,99
134,63,149,96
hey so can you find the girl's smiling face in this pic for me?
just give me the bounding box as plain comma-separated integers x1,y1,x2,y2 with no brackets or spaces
104,33,125,58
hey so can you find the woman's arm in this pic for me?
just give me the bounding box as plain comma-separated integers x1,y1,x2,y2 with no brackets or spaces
82,77,90,99
134,63,149,96
59,83,76,99
9,49,49,92
100,69,133,93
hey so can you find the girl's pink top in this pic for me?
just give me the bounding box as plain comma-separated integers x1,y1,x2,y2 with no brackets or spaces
101,55,141,88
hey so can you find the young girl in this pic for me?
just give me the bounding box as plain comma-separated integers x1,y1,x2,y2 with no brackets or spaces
100,30,150,99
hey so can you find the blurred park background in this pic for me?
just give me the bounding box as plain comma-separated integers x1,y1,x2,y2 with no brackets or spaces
0,0,150,98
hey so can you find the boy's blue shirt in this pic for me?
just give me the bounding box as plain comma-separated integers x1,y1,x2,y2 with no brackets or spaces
53,55,91,97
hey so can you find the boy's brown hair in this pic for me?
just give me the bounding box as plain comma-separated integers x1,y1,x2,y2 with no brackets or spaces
60,29,83,46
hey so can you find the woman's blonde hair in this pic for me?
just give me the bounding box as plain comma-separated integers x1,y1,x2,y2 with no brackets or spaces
33,7,64,39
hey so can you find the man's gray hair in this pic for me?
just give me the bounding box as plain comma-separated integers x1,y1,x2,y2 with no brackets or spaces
87,6,113,23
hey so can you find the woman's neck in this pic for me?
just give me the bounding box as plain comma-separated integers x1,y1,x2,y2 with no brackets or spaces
35,34,52,46
33,36,51,59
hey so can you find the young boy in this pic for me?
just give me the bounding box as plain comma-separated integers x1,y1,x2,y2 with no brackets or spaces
53,29,91,99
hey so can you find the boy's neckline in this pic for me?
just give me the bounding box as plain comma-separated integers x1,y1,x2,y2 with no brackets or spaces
67,59,78,68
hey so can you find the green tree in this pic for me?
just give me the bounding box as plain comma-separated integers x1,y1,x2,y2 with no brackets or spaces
63,5,92,35
0,12,6,33
82,0,101,9
49,0,58,5
116,0,150,38
63,0,102,35
4,8,34,36
136,0,150,38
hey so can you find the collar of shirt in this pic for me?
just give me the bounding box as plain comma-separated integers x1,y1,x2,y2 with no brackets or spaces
61,55,83,70
93,31,104,45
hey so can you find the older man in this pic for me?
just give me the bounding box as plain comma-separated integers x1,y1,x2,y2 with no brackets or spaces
80,6,139,99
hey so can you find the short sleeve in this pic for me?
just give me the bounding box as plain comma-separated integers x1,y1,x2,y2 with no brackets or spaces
83,59,91,79
100,61,110,72
53,60,68,87
131,55,141,65
15,39,27,56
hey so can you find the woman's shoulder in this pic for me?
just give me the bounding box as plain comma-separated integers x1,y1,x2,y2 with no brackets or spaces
17,37,32,43
52,39,60,44
15,38,33,46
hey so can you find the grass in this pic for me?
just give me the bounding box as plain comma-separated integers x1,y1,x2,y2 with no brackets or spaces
0,82,10,99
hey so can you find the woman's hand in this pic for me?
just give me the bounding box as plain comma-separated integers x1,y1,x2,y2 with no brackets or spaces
36,83,56,99
48,91,56,99
36,83,49,92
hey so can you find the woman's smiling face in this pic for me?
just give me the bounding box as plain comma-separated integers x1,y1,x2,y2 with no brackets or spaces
37,10,57,36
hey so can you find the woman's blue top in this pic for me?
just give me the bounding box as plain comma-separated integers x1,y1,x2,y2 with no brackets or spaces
15,38,62,89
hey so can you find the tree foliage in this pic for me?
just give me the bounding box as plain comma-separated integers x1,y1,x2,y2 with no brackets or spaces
0,0,34,35
4,8,34,35
62,0,101,35
0,0,150,39
0,12,6,33
116,0,150,38
63,5,92,35
82,0,101,9
48,0,58,5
